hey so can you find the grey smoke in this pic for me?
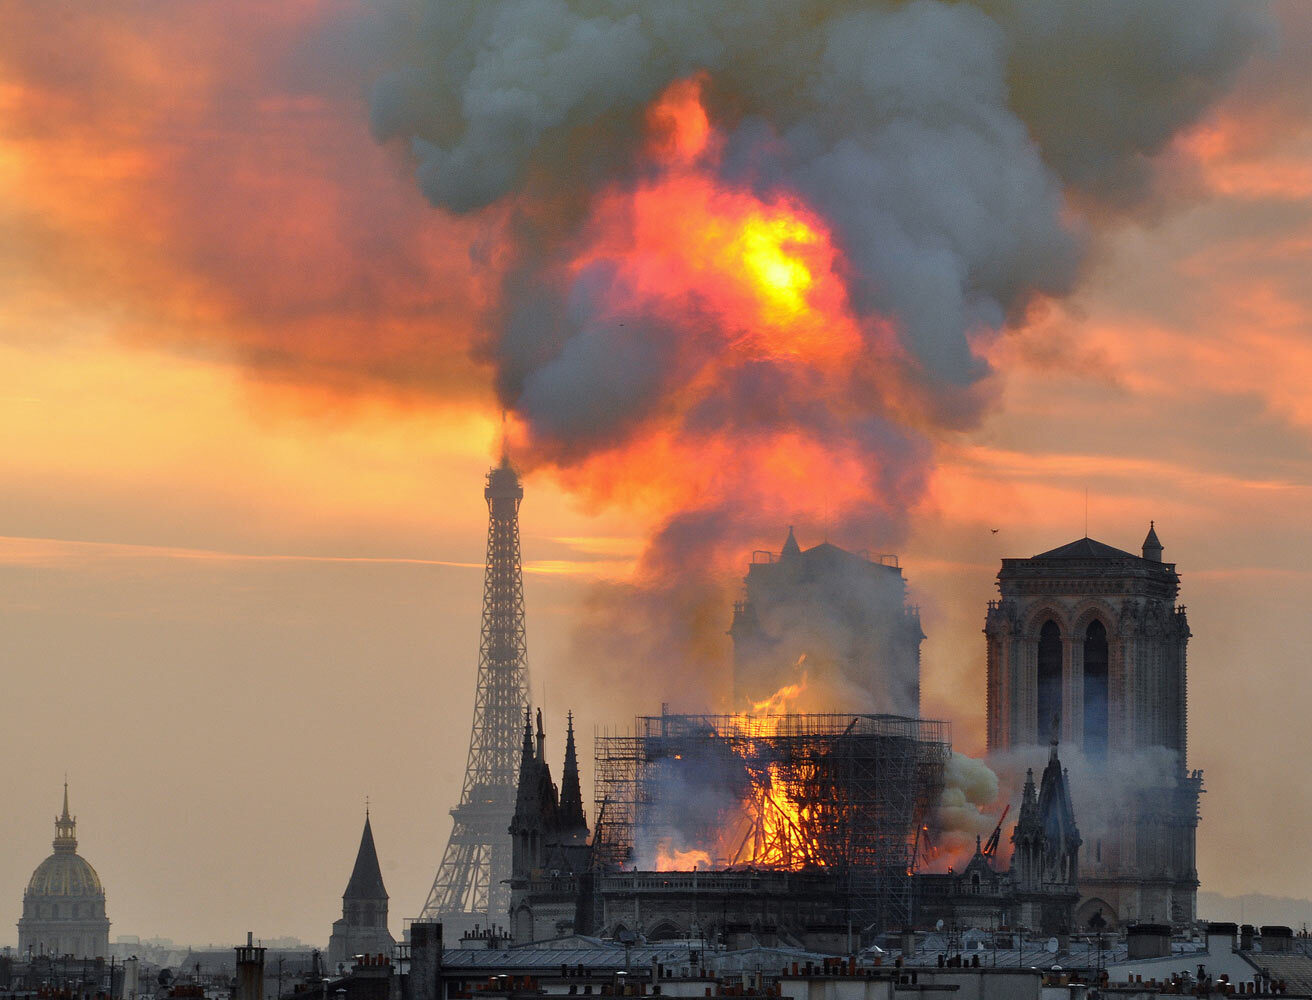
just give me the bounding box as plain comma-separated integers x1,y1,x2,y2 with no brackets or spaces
372,0,1268,701
374,0,1265,411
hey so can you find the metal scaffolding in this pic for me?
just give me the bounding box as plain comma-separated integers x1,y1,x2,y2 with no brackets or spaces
592,712,949,932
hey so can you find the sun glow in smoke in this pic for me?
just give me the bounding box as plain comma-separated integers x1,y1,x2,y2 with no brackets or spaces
545,75,910,562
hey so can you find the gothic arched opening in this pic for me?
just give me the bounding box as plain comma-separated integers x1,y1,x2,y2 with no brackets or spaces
1037,620,1062,744
1083,619,1109,757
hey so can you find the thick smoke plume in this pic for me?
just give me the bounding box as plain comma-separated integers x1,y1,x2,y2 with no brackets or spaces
927,745,1191,882
373,0,1266,705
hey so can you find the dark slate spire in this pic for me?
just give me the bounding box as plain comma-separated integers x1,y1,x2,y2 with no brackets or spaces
559,711,586,832
514,707,536,815
344,812,388,901
1037,741,1080,852
521,707,534,764
1142,521,1163,562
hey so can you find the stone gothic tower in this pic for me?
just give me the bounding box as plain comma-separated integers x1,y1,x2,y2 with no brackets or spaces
508,709,591,943
327,811,394,969
985,525,1201,928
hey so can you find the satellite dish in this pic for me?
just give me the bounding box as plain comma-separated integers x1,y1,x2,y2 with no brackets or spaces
1045,938,1059,954
936,920,945,932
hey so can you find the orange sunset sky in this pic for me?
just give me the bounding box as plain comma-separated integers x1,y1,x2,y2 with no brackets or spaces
3,1,1312,945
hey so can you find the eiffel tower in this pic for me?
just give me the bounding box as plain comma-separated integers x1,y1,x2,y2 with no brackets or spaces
419,453,530,935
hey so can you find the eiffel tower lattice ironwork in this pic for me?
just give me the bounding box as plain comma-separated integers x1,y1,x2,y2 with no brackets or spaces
419,454,530,932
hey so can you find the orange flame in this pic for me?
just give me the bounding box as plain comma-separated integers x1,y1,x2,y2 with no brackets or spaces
652,839,714,872
538,74,916,555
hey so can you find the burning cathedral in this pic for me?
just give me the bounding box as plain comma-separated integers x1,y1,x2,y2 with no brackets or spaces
439,455,1193,948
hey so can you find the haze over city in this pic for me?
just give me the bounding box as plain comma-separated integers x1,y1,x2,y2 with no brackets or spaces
4,0,1312,953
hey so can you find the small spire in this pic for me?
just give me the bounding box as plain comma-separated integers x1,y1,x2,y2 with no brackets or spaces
560,710,586,833
535,708,545,762
781,526,801,559
1142,520,1163,562
521,707,534,761
53,780,77,851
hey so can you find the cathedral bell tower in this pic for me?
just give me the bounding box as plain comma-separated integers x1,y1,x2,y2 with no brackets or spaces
985,526,1201,929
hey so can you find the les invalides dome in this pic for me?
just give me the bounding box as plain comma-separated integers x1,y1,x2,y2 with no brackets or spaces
17,784,110,958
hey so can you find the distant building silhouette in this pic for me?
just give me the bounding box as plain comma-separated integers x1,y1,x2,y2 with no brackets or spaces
327,811,394,969
730,527,923,714
18,783,110,958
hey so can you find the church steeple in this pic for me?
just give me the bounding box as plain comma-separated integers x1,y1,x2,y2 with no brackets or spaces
53,781,77,853
328,809,394,965
343,811,388,902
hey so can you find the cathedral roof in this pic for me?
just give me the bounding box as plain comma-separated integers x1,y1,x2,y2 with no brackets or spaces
1031,537,1140,561
344,813,388,901
26,784,103,898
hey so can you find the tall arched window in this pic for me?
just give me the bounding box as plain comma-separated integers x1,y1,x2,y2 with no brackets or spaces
1084,619,1109,756
1037,620,1062,743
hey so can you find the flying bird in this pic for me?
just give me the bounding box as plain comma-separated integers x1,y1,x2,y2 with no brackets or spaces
991,528,999,534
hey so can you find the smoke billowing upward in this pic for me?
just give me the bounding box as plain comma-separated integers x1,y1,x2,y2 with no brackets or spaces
373,0,1267,706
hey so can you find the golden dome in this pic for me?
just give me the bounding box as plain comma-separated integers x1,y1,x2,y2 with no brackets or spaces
26,851,103,898
25,782,104,898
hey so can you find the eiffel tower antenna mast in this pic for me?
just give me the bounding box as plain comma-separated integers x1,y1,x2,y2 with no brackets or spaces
418,451,530,934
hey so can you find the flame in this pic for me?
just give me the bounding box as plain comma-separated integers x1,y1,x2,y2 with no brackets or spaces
724,758,824,870
747,654,809,715
535,74,917,551
653,839,713,872
748,678,807,715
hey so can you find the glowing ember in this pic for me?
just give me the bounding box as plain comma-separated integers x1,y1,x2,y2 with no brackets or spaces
652,840,713,872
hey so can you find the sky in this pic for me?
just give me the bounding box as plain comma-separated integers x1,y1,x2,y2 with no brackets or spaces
2,0,1312,946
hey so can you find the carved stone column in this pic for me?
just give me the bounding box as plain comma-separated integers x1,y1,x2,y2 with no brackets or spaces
1063,636,1084,749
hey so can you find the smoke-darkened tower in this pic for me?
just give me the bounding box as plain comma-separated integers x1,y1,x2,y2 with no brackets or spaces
419,455,531,935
